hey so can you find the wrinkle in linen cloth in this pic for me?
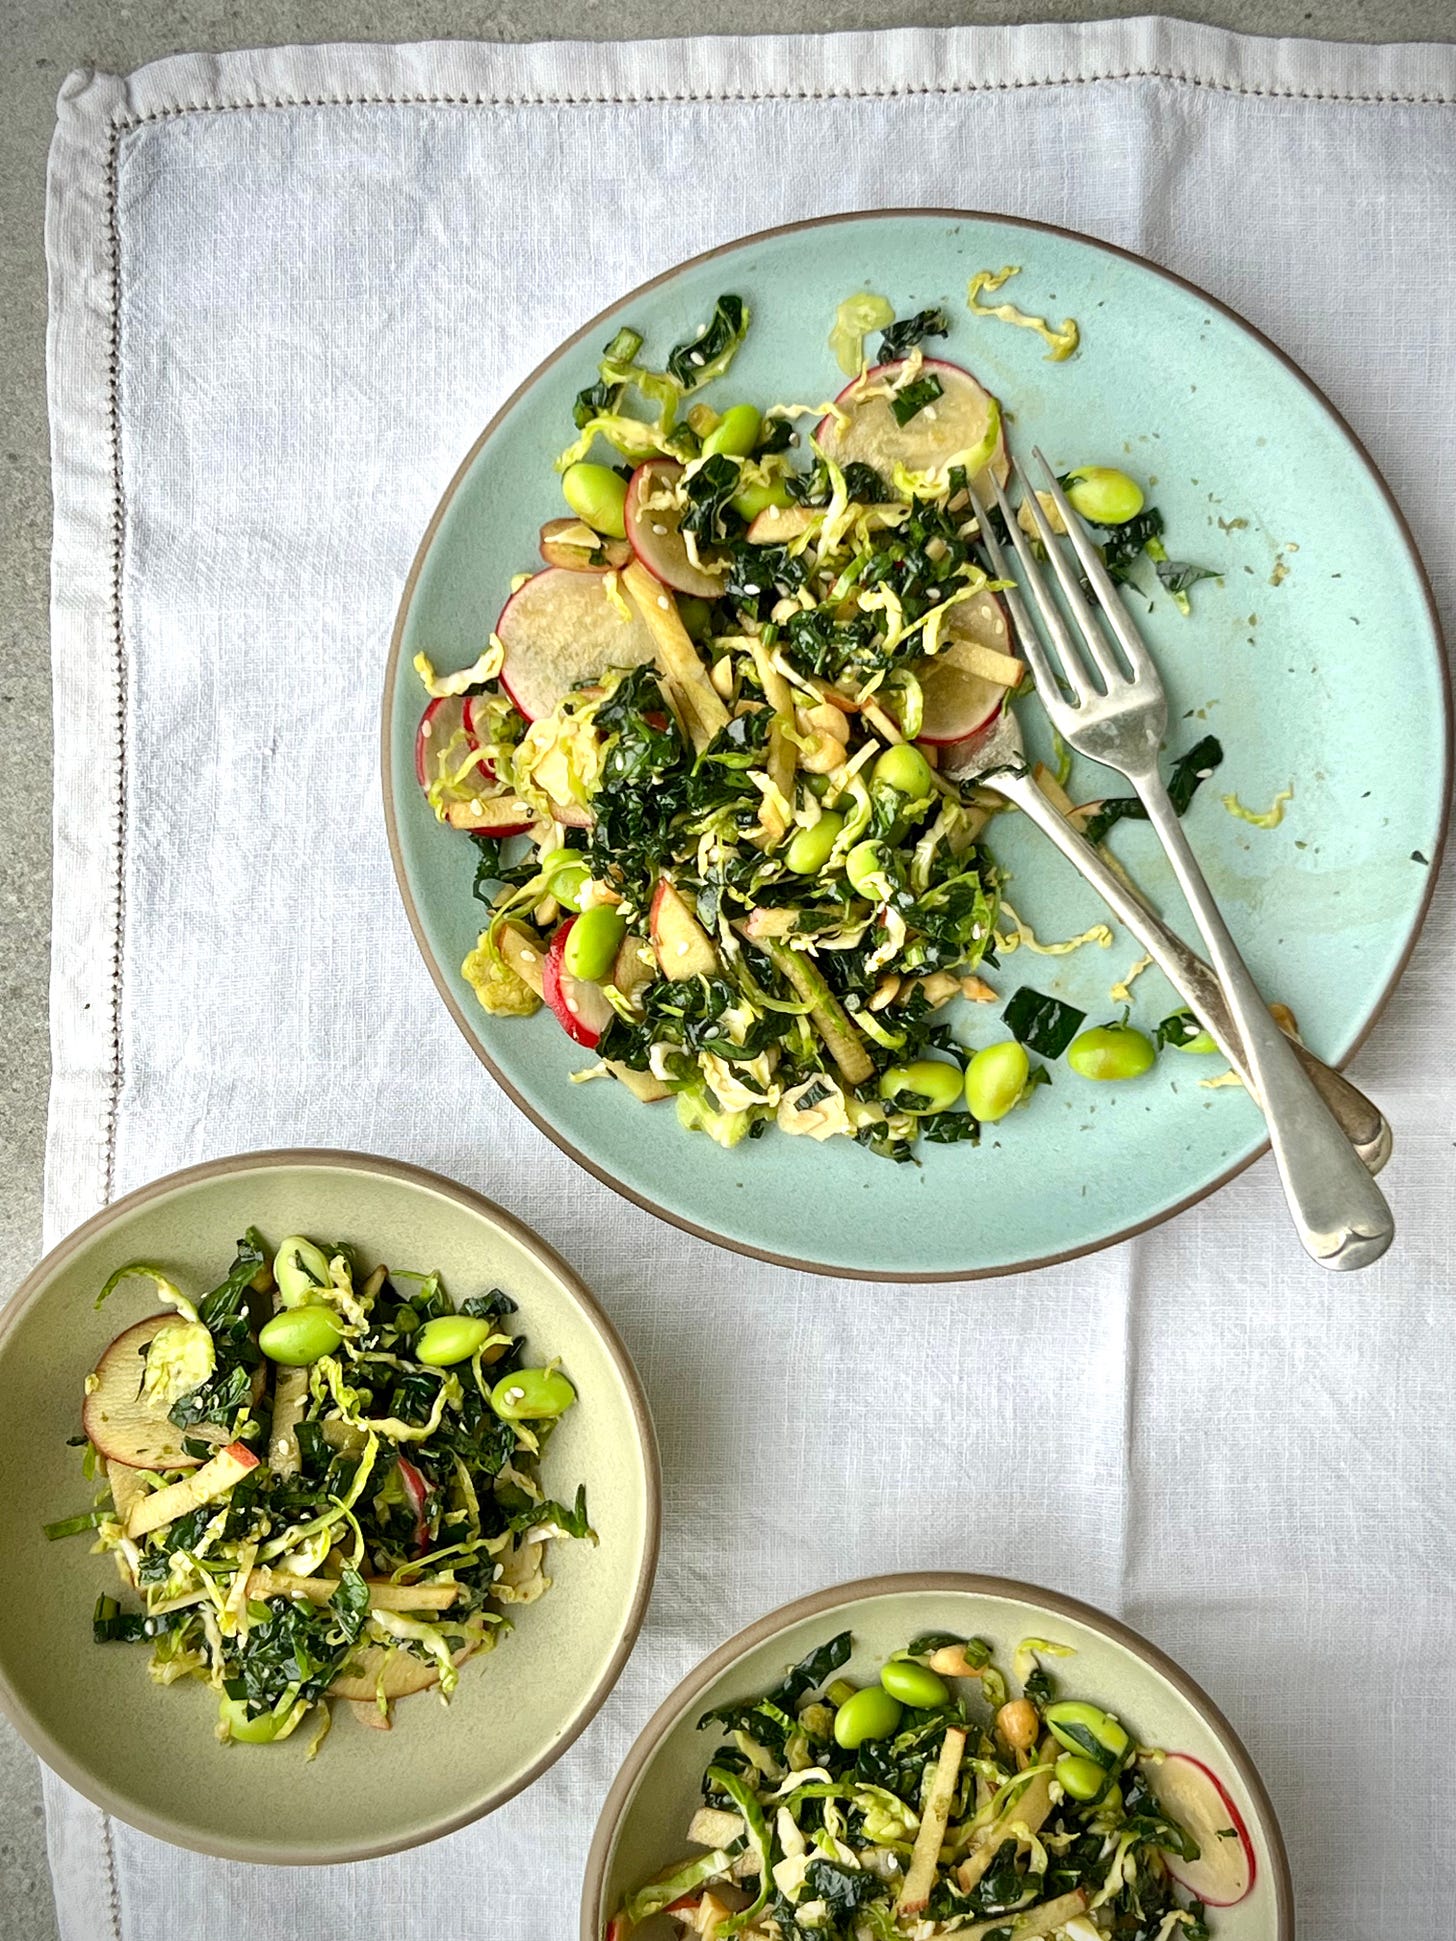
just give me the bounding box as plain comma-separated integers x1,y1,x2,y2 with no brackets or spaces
40,21,1456,1940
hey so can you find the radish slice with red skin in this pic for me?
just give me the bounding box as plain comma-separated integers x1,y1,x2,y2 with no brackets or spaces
496,567,657,723
395,1453,431,1555
415,695,476,791
542,919,615,1048
459,696,496,782
625,459,724,599
915,592,1015,744
1143,1753,1256,1907
817,358,1009,491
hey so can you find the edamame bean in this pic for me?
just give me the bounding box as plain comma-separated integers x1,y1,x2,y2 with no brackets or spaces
549,862,592,910
564,905,628,982
258,1305,343,1366
1055,1753,1111,1801
490,1366,577,1420
1063,467,1145,526
879,1059,964,1115
833,1684,903,1748
731,479,794,522
1044,1700,1130,1767
1164,1010,1217,1054
218,1696,288,1744
846,840,890,897
964,1041,1031,1122
785,811,844,876
1066,1023,1156,1082
273,1235,331,1306
872,743,935,799
416,1314,496,1368
702,404,762,459
880,1659,950,1709
562,462,628,539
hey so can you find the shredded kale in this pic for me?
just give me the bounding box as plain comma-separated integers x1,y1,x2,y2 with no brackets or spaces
877,306,951,363
1004,987,1086,1059
680,452,745,542
889,371,944,427
1080,735,1224,846
698,1630,852,1743
666,295,749,388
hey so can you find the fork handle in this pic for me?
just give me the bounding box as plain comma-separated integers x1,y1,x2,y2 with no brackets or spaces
1134,774,1394,1269
997,773,1391,1172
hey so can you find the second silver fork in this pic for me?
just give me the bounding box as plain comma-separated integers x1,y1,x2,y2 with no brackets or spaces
974,454,1394,1271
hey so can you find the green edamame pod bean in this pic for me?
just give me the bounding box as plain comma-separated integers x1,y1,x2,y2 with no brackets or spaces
1063,467,1145,526
549,862,592,911
785,812,844,876
1055,1753,1111,1801
964,1041,1031,1123
416,1314,496,1368
879,1059,964,1116
1066,1023,1156,1082
218,1696,288,1744
562,462,629,539
833,1685,903,1748
846,840,890,897
1163,1010,1218,1054
490,1366,577,1421
564,905,628,982
702,404,762,459
273,1235,331,1306
731,479,794,522
1044,1699,1131,1767
880,1659,950,1708
872,743,935,799
259,1305,343,1367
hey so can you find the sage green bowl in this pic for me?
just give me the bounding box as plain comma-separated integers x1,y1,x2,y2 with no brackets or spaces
583,1574,1293,1939
0,1149,659,1863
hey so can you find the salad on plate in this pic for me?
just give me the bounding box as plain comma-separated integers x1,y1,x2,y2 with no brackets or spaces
415,284,1222,1159
608,1628,1255,1938
47,1229,591,1750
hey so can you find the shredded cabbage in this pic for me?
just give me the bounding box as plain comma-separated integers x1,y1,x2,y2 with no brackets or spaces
967,265,1081,360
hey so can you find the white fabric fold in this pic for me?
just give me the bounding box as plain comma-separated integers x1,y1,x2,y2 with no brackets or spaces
42,20,1456,1939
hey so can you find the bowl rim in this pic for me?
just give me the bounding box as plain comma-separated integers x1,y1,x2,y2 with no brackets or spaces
381,204,1450,1285
579,1569,1296,1940
0,1145,662,1864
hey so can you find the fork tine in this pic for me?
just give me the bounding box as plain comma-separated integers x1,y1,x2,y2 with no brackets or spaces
966,483,1068,714
1031,449,1158,683
1011,458,1130,695
986,467,1095,706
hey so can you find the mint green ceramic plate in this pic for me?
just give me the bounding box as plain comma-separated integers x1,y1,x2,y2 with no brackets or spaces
0,1152,658,1862
384,211,1448,1280
582,1574,1292,1940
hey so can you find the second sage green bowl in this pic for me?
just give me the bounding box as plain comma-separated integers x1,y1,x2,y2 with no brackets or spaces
0,1149,659,1863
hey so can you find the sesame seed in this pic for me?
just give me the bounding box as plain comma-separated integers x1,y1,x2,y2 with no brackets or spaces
923,406,938,422
492,1563,504,1580
566,998,578,1015
742,584,760,596
505,1386,525,1402
690,350,705,366
420,719,432,738
470,799,484,815
788,432,800,446
520,948,537,964
676,941,690,956
657,595,670,610
651,522,668,535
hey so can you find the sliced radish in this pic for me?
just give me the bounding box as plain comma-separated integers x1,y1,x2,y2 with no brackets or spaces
542,920,615,1048
817,358,1008,490
1143,1753,1256,1907
625,459,724,599
415,694,477,791
916,592,1015,744
395,1453,431,1555
497,567,657,723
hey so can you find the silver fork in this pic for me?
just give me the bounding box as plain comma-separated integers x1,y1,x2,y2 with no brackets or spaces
976,453,1395,1270
940,703,1391,1173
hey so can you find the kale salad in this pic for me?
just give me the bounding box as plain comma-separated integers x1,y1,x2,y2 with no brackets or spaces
414,284,1222,1159
607,1629,1255,1939
48,1230,591,1750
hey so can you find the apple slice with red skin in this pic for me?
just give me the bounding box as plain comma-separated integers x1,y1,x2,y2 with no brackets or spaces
496,567,657,723
817,358,1008,490
542,919,616,1048
625,459,724,599
1143,1753,1256,1907
650,880,720,981
125,1439,259,1540
915,592,1016,746
443,796,535,836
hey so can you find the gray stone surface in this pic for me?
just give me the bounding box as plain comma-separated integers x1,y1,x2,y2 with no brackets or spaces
1,2,1452,1936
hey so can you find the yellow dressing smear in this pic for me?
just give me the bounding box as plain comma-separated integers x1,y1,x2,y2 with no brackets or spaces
967,267,1080,361
1110,953,1153,1004
1222,785,1294,829
997,900,1113,956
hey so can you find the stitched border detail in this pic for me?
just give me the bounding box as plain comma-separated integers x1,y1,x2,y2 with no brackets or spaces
95,62,1454,1194
99,1810,123,1941
102,121,128,1208
105,68,1456,120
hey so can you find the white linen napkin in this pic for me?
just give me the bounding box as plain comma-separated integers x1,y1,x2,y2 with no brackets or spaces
42,20,1456,1939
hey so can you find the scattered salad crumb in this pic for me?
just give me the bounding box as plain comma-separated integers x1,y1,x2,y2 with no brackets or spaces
966,265,1081,361
1221,786,1293,829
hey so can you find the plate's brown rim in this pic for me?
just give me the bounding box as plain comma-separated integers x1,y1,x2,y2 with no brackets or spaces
0,1146,662,1866
382,205,1452,1284
579,1569,1296,1941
